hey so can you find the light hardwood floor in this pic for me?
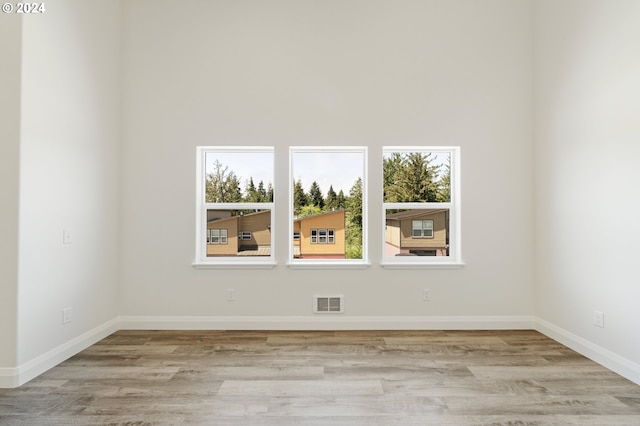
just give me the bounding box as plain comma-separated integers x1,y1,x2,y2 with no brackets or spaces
1,330,639,425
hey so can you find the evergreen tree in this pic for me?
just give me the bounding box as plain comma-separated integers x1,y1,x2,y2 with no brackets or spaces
308,181,325,209
437,159,451,202
383,152,403,202
384,153,440,202
266,182,274,203
345,178,363,259
336,190,346,209
293,179,307,216
325,185,338,211
205,160,242,202
244,177,259,202
257,180,267,202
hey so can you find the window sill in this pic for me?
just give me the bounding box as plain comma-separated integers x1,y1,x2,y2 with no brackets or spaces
380,260,465,270
287,260,371,270
192,261,277,270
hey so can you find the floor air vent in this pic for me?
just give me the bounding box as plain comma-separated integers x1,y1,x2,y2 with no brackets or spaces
313,295,344,313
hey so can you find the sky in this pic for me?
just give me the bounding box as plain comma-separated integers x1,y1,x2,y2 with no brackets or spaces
291,151,363,194
205,152,274,190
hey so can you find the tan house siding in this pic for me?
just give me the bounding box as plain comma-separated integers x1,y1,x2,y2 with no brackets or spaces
295,210,345,258
385,219,401,247
385,209,448,256
237,210,271,250
206,210,270,256
207,216,238,256
398,212,447,249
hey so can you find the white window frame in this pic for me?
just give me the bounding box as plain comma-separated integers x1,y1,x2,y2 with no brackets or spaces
381,146,463,269
288,146,369,269
194,146,276,269
239,231,252,241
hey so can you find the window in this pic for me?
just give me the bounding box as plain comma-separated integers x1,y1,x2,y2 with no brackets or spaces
310,228,335,244
194,147,275,268
207,229,228,244
382,146,462,268
412,220,433,238
289,146,368,267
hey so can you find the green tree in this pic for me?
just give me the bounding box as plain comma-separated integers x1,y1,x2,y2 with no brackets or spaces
266,182,274,203
384,153,440,202
293,179,307,216
299,204,322,218
308,181,325,209
336,190,346,209
437,159,451,202
325,185,338,211
383,152,403,202
345,178,363,259
205,160,242,202
244,177,260,202
257,180,267,202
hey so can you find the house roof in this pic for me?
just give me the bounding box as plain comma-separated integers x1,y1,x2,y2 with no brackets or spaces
385,208,448,220
207,209,269,224
293,209,345,223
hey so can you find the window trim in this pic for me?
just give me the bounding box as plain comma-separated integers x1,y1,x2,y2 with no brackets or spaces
193,146,276,269
288,146,370,269
381,146,463,269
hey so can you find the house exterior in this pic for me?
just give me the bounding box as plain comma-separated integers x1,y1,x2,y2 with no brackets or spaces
385,209,448,256
293,210,345,259
207,210,271,256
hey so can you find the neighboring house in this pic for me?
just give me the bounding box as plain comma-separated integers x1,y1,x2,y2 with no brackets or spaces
207,210,271,256
385,209,448,256
293,210,346,259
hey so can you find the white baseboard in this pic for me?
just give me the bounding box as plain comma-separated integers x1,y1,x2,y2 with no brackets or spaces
118,315,536,330
535,317,640,386
0,318,119,388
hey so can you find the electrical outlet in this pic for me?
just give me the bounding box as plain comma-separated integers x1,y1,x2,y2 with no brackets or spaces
62,307,72,324
226,289,235,302
423,289,431,301
62,228,73,244
593,310,604,328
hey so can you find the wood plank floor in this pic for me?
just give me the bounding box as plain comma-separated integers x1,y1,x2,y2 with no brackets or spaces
1,330,640,425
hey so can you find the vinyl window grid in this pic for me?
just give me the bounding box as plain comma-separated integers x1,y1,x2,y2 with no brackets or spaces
239,231,252,240
311,228,335,244
207,228,228,244
412,220,434,238
288,146,369,269
194,146,275,269
381,146,462,269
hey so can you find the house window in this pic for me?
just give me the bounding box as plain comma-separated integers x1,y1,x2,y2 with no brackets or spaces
412,220,434,238
194,147,275,268
207,229,228,244
289,146,368,267
382,146,462,268
310,228,335,244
